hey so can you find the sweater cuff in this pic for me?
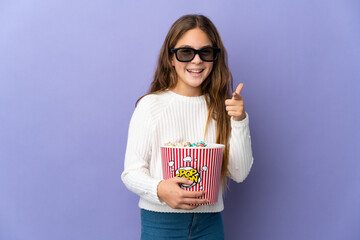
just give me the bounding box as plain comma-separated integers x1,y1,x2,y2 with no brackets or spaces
231,112,249,128
148,178,166,205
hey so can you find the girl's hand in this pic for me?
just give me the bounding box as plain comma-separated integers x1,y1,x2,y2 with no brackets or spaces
157,177,208,210
225,83,246,121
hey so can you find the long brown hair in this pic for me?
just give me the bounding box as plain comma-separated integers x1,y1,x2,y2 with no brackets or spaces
139,14,233,186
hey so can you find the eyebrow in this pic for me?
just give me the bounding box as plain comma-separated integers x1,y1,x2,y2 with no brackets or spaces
177,44,213,49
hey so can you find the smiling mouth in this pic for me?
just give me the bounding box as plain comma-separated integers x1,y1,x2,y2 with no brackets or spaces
187,69,204,73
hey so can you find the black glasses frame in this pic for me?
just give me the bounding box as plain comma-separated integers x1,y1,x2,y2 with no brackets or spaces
170,47,221,62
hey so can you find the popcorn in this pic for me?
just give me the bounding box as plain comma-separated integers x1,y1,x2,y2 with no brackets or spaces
164,141,207,147
161,143,225,205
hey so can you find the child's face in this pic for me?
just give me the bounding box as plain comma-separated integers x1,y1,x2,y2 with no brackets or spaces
171,28,214,96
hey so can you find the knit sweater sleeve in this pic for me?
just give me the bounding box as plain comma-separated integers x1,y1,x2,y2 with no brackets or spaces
227,113,254,182
121,96,164,205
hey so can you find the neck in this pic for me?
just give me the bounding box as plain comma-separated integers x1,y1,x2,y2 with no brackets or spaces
171,85,202,97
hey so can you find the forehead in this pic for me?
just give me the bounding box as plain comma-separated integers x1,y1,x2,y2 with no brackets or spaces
175,28,212,48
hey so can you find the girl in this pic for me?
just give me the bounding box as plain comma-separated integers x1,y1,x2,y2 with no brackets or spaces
122,14,253,240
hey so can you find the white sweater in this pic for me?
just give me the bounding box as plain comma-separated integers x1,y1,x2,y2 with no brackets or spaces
121,90,253,213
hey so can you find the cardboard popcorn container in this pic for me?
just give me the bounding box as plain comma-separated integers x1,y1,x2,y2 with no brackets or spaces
160,144,225,205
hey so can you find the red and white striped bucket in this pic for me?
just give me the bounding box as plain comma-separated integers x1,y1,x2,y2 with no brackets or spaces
160,144,225,205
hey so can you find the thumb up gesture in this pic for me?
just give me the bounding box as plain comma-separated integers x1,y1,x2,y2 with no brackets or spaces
225,83,246,121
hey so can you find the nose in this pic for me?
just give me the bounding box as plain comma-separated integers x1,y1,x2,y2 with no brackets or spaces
191,53,203,64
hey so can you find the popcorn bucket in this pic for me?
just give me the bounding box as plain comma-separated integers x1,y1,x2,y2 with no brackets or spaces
160,144,225,205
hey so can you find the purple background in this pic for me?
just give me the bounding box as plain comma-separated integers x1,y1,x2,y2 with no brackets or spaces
1,0,359,239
